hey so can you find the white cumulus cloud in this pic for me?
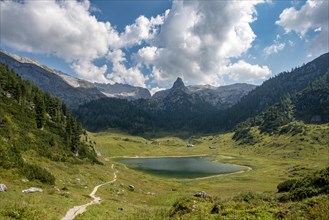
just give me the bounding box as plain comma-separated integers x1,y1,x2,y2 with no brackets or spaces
264,42,286,57
223,60,271,84
0,0,116,62
136,0,270,87
276,0,329,57
71,61,108,83
106,49,148,87
149,87,165,96
0,0,165,86
117,13,168,48
1,0,273,89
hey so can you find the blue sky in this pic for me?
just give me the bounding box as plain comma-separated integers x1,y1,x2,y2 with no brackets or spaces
1,0,328,93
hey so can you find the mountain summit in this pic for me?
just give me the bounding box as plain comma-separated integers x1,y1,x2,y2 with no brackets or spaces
152,77,255,109
172,77,186,89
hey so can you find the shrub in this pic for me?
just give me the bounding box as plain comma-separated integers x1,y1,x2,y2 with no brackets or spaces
233,191,258,202
279,122,306,135
277,167,329,201
307,199,329,220
21,164,55,185
277,179,297,192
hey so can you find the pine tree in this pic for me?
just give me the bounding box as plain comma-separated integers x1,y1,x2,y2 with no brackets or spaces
34,90,46,129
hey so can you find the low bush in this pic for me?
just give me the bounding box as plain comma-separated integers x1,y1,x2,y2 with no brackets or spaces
277,167,329,201
277,179,298,192
21,164,55,185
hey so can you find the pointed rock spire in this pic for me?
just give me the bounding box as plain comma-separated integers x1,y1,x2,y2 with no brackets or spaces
172,77,185,89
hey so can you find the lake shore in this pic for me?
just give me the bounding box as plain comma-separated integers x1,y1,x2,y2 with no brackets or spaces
112,154,253,180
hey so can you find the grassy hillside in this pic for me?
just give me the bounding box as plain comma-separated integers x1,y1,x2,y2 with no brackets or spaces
0,63,99,165
78,124,328,219
0,64,104,219
78,125,329,219
0,121,328,219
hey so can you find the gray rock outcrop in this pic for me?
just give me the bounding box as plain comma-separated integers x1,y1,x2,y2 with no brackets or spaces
194,191,208,198
0,183,7,192
22,187,43,193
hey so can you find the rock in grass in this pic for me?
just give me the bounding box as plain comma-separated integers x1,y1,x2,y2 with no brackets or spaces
194,191,208,198
128,185,135,191
0,184,7,192
22,187,43,193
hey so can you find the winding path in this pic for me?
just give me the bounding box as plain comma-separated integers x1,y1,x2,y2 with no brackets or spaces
61,164,117,220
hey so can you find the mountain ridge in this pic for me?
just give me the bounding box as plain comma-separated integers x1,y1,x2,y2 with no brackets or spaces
153,77,256,109
0,50,255,109
209,52,329,131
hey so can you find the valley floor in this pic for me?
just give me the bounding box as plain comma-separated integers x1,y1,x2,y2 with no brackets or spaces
1,124,329,219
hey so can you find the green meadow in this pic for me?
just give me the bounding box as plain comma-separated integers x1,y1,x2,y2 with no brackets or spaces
1,123,328,219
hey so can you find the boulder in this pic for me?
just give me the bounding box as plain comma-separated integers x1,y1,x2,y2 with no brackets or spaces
22,187,43,193
128,185,135,191
194,191,207,198
0,184,7,192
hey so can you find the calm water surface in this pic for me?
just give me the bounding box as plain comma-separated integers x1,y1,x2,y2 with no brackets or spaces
117,156,246,178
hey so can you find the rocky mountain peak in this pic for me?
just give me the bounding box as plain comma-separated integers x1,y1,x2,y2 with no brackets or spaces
172,77,185,89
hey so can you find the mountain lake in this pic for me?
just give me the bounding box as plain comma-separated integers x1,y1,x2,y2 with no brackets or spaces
117,156,248,178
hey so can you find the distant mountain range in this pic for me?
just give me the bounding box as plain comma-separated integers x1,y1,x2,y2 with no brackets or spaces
0,50,255,109
153,77,255,109
74,52,329,133
1,50,328,134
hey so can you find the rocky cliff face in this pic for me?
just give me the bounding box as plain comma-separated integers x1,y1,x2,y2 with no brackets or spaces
188,83,257,109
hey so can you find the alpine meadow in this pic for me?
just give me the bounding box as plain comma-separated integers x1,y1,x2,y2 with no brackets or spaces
0,1,328,220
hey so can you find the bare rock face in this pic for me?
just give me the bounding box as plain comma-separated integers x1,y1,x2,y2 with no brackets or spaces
0,183,7,192
22,187,43,193
95,83,151,100
187,83,256,109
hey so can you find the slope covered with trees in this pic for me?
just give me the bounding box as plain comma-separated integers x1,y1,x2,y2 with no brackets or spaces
74,95,216,134
208,52,329,132
233,72,329,144
0,64,99,184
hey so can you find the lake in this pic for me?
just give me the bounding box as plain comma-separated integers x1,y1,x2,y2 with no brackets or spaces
117,156,247,178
